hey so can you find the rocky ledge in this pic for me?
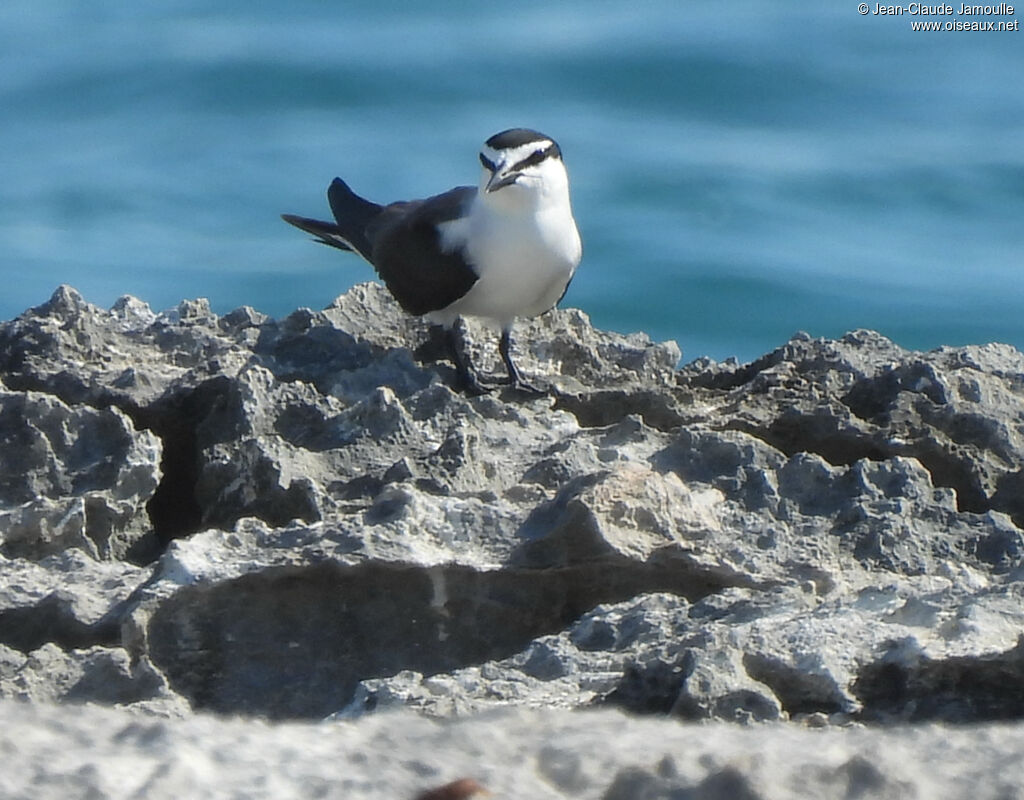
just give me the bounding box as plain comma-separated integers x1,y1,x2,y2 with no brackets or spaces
2,284,1024,797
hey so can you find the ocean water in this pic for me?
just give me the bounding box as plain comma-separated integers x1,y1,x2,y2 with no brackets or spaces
1,1,1021,363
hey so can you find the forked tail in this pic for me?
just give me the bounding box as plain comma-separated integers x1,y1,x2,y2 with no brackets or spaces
280,213,354,251
281,177,382,262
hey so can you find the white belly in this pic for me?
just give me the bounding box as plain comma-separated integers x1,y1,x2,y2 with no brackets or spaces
434,206,582,328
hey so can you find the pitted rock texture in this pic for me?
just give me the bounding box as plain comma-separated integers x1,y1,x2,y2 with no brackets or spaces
0,390,161,561
1,283,1024,735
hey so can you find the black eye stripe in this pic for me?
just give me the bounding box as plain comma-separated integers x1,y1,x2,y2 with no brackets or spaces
481,142,561,177
510,143,558,172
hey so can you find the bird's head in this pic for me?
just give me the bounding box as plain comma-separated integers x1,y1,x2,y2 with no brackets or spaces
477,128,571,213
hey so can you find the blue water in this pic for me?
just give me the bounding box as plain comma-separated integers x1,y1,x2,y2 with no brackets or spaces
1,2,1022,363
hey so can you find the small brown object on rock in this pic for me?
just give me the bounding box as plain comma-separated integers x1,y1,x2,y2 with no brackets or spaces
415,777,491,800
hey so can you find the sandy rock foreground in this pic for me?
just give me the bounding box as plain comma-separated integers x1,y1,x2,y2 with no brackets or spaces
4,701,1024,799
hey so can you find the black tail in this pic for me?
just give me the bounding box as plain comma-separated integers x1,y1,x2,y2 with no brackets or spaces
281,177,382,261
280,214,355,251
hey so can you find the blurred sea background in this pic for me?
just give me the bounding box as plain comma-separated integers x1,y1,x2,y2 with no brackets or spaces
1,1,1021,363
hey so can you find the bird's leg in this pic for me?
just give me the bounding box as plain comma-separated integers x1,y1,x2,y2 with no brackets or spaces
499,327,546,395
448,320,489,396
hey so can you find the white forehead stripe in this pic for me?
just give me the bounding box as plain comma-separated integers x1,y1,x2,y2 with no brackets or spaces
481,140,555,163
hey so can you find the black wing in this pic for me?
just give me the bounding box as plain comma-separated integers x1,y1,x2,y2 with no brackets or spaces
367,186,479,316
326,178,382,261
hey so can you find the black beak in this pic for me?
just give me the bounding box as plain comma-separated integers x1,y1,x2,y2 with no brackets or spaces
485,170,519,193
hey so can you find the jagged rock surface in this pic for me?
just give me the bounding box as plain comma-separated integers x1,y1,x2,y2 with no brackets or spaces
2,283,1024,778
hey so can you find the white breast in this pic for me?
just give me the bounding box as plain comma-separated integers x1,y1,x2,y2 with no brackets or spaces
435,202,582,328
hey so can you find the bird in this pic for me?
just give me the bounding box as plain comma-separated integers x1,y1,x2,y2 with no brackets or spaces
281,128,582,395
414,777,492,800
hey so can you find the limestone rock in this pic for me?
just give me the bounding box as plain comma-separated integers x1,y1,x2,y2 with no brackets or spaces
2,282,1024,758
0,389,161,560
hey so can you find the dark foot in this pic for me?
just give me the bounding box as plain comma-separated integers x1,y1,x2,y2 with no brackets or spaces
457,369,492,396
498,328,548,395
448,321,491,396
499,374,547,395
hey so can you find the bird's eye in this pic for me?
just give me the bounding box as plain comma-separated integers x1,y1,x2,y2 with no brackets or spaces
511,147,549,172
479,153,497,172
